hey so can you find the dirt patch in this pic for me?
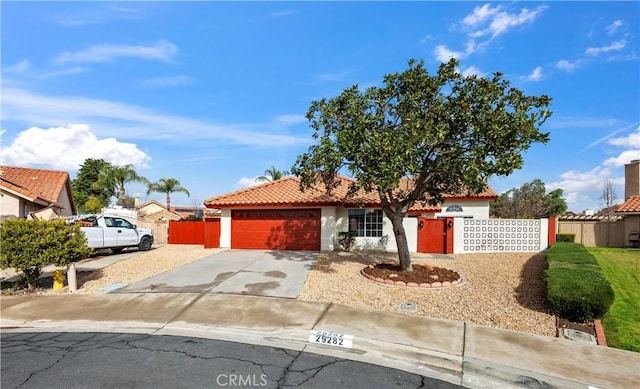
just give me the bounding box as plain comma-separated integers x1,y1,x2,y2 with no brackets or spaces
362,263,460,285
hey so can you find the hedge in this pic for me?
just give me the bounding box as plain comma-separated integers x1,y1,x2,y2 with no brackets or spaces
556,233,575,242
545,242,614,322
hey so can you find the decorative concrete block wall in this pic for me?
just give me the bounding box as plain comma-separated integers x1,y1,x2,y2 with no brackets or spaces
453,218,549,254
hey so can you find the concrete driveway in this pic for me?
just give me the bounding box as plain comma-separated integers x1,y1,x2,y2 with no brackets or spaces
117,250,317,298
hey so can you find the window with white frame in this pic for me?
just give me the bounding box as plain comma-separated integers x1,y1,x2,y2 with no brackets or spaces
348,209,383,237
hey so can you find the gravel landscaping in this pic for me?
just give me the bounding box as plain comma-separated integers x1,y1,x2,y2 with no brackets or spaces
3,245,556,337
298,251,557,337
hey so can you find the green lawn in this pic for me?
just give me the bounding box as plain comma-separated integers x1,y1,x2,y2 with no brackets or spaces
588,247,640,352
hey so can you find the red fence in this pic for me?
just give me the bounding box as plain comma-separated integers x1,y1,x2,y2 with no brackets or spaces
168,219,220,248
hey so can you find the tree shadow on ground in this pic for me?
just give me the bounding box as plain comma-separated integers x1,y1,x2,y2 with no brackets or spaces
309,251,401,274
514,251,551,314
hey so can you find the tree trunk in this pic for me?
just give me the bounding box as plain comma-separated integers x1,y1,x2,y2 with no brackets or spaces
387,212,412,271
166,193,171,210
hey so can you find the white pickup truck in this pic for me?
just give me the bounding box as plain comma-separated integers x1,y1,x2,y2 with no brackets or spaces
74,214,154,252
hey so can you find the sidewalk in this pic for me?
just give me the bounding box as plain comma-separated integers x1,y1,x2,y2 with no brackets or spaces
1,293,638,388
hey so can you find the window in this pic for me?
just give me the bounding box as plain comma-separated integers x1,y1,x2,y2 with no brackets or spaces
348,209,383,237
445,204,464,212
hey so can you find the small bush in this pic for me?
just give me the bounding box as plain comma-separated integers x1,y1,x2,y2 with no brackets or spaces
545,242,614,322
337,231,357,252
556,233,575,242
0,218,91,290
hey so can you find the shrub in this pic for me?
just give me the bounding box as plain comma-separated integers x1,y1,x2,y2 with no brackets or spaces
545,242,614,322
0,218,92,290
337,231,357,252
556,233,575,242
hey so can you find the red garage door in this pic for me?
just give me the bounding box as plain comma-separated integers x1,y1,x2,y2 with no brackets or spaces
231,209,321,251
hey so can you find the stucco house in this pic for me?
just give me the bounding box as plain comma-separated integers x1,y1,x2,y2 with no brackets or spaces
136,200,183,221
204,175,497,252
0,165,77,219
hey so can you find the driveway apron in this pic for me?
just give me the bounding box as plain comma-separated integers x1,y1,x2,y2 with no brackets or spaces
117,250,316,298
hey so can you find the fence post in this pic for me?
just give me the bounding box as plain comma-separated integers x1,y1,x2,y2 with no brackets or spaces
547,217,557,247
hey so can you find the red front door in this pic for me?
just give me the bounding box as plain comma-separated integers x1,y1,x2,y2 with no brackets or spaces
417,218,446,253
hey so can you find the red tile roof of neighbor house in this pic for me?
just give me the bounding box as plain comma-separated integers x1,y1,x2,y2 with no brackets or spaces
0,165,71,206
617,196,640,213
204,175,497,212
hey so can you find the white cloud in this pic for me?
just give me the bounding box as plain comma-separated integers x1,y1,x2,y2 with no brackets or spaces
548,166,615,193
273,114,306,127
608,126,640,148
233,177,260,189
603,127,640,166
585,39,626,56
1,87,307,147
140,75,195,88
603,150,640,167
465,4,547,39
3,59,86,80
523,66,543,81
315,71,351,82
605,20,624,35
460,65,484,77
54,4,146,26
418,35,435,44
434,45,466,62
54,40,178,64
0,124,150,171
462,4,501,28
556,59,580,72
548,116,625,130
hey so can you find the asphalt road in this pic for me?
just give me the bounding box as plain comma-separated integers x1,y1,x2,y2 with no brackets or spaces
1,332,462,389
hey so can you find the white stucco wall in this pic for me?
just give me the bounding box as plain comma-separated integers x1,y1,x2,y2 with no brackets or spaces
219,208,232,248
333,208,418,252
57,185,75,216
0,192,21,217
320,207,337,251
433,199,491,219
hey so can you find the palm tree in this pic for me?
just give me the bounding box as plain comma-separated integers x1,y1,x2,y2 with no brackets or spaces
146,178,190,210
255,166,289,183
97,164,149,205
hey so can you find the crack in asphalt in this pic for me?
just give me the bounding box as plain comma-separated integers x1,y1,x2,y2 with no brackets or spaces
2,332,435,388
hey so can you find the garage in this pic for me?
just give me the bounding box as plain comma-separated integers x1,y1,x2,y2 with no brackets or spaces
231,209,321,250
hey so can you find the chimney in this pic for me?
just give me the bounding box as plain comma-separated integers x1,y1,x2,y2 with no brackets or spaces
625,160,640,199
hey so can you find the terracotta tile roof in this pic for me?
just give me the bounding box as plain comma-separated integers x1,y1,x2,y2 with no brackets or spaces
204,175,496,212
0,165,70,206
617,196,640,213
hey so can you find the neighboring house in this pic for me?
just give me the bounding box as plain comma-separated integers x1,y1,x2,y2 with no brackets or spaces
204,175,497,252
0,165,77,219
169,205,210,219
136,200,182,221
616,159,640,247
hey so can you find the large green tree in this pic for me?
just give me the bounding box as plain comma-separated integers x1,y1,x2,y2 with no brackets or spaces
97,164,149,207
490,179,567,219
146,178,190,209
292,59,552,271
255,166,289,183
72,158,114,212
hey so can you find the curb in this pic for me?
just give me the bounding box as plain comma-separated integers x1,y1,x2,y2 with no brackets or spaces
594,320,607,346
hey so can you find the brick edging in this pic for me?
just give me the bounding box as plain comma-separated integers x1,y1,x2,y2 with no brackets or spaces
359,269,464,288
594,319,607,346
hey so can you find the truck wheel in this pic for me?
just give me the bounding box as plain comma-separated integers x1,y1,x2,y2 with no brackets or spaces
138,236,152,251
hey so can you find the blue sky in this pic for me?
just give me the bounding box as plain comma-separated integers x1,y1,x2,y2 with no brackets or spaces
2,1,639,213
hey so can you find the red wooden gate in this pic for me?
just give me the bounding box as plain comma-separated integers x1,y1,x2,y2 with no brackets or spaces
417,218,447,254
168,220,204,244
